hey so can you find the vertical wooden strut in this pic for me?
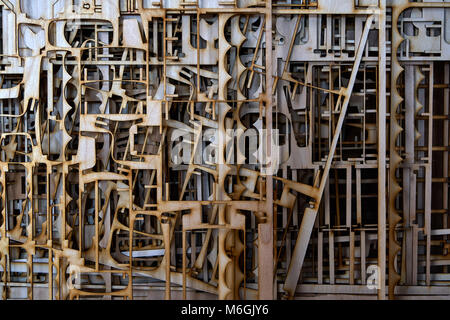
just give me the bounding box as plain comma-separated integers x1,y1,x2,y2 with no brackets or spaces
377,0,387,300
258,1,274,300
389,1,406,300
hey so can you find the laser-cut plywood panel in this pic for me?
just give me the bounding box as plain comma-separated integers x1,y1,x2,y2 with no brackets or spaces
0,0,449,300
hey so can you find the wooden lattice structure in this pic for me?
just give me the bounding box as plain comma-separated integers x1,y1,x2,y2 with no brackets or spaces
0,0,449,300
